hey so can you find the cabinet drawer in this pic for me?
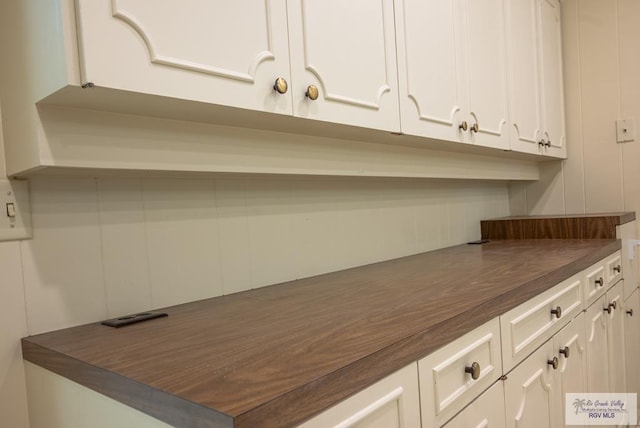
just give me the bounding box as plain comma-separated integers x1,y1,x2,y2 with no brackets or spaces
298,363,420,428
606,252,623,287
500,272,582,372
584,251,622,307
419,318,502,427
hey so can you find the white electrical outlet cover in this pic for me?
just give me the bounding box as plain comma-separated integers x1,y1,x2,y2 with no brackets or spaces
616,118,635,143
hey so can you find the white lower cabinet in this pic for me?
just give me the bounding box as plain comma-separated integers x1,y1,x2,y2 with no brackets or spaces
443,381,506,428
624,288,640,415
298,363,421,428
504,340,557,428
553,312,588,427
605,281,627,395
585,280,627,395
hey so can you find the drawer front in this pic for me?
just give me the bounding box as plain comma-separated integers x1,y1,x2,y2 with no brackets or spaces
606,252,623,287
298,363,421,428
419,318,502,427
501,273,582,372
584,251,622,307
584,261,606,308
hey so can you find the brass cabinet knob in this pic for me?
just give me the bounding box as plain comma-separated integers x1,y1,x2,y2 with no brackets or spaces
559,346,570,358
470,122,479,133
613,265,621,273
539,139,546,147
273,77,288,94
465,361,481,380
550,306,562,319
459,121,468,131
595,277,604,287
548,357,559,370
627,309,634,316
305,85,319,100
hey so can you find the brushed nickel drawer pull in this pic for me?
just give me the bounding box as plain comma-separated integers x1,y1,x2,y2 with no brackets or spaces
548,357,559,370
595,277,604,287
559,346,570,358
550,306,562,319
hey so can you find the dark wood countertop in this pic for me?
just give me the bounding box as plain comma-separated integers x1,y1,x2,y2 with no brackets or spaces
481,212,635,239
22,239,621,428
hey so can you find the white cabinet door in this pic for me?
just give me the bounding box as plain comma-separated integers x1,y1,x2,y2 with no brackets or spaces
75,0,293,114
553,313,588,427
538,0,566,158
396,0,509,149
506,0,565,158
462,0,510,150
395,0,466,142
297,363,421,428
624,288,640,415
443,381,506,428
287,0,400,132
605,281,626,394
504,340,557,428
585,295,610,394
505,0,542,154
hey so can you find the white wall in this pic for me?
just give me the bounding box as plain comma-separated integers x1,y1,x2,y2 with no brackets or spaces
513,0,640,219
0,119,511,428
0,107,30,428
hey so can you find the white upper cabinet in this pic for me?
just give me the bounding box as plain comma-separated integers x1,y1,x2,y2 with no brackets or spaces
539,0,565,157
395,0,509,150
76,0,400,132
506,0,566,158
287,0,400,131
75,0,293,115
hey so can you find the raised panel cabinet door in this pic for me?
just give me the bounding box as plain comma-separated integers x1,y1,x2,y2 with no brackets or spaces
395,0,467,142
538,0,566,158
504,340,556,428
443,381,506,428
297,363,421,428
505,0,543,154
553,313,588,428
462,0,510,150
287,0,400,131
605,281,627,394
624,288,640,415
75,0,293,114
584,295,610,394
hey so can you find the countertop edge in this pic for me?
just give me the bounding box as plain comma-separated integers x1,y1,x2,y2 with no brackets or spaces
21,340,234,428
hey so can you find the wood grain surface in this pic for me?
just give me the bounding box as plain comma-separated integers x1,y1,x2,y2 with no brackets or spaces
22,239,621,428
481,212,635,239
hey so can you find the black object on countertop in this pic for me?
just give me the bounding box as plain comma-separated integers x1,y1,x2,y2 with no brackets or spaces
101,311,168,328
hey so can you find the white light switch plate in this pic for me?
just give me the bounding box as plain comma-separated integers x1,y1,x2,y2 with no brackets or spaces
616,118,635,143
0,179,32,241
